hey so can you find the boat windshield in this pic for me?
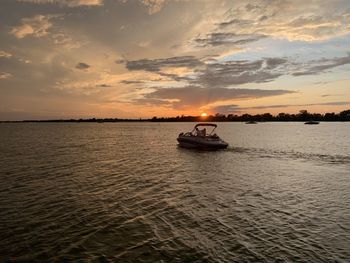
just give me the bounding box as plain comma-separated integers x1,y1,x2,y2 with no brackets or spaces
192,123,217,136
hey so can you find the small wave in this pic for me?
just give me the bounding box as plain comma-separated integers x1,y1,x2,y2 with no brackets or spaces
227,146,350,165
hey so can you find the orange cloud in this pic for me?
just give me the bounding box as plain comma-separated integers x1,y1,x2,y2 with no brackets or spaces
18,0,103,7
10,15,53,39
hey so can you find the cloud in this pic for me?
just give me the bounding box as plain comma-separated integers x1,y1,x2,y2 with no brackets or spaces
75,62,91,70
139,0,165,15
17,0,103,7
209,104,241,113
194,59,285,87
120,80,145,84
54,80,101,95
0,51,12,58
319,94,345,97
10,15,53,39
210,101,350,113
193,32,266,47
218,18,255,28
134,97,172,106
124,56,203,72
216,1,350,41
0,72,12,79
9,13,84,49
140,86,295,109
123,52,350,90
97,84,112,87
293,53,350,76
196,54,350,87
2,0,350,120
314,101,350,106
265,57,288,69
123,56,291,87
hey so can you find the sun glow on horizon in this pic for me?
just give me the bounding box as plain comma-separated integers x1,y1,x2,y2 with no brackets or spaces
201,112,208,117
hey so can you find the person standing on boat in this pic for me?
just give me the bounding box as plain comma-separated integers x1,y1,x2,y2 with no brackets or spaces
198,128,206,136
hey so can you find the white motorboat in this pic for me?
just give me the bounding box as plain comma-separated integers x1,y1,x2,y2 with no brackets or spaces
177,123,228,150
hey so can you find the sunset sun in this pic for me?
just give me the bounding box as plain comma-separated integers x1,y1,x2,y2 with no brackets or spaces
201,112,208,117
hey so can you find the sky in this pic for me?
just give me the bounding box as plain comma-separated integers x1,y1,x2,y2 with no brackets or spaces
0,0,350,120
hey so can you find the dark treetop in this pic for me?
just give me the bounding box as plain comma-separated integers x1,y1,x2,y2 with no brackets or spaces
1,110,350,123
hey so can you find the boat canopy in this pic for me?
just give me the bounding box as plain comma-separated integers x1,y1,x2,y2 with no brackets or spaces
195,123,217,128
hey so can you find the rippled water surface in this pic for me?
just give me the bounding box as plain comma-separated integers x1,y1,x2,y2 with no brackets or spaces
1,122,349,262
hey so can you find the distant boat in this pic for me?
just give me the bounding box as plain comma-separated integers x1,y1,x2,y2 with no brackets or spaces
177,123,228,150
245,120,258,124
304,120,319,125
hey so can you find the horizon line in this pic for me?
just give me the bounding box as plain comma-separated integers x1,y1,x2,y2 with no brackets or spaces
1,109,349,123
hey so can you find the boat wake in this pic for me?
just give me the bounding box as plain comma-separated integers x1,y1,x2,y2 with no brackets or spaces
227,146,350,165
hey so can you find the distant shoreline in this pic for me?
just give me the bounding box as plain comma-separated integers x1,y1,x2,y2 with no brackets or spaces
1,109,350,123
1,120,350,123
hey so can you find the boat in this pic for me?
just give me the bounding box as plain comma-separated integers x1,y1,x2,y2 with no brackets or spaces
245,120,258,124
177,123,229,150
304,120,319,125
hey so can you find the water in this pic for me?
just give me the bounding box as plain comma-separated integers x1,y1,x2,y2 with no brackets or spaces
0,122,349,262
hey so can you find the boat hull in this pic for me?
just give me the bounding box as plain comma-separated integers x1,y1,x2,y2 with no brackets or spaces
177,136,228,150
304,121,319,125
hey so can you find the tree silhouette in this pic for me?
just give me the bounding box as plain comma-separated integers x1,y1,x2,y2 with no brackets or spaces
3,109,350,123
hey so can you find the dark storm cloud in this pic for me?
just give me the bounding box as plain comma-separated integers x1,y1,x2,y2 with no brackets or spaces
193,32,266,47
124,56,203,72
140,86,295,109
75,62,90,70
293,53,350,76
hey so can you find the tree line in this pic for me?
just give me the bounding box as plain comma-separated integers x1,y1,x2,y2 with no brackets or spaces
1,109,349,122
151,109,350,122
